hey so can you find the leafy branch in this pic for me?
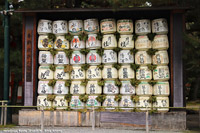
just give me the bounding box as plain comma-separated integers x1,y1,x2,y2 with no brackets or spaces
147,48,158,56
147,33,156,41
113,47,122,53
64,33,73,41
112,63,121,70
78,33,88,41
96,95,107,103
47,95,56,101
132,34,138,41
130,79,141,87
81,64,90,71
79,94,89,103
130,49,138,55
81,79,88,86
48,33,56,42
49,64,56,71
80,49,90,55
114,94,122,102
64,94,72,102
115,79,122,88
148,80,157,86
64,49,73,58
130,64,140,71
147,64,157,70
50,49,57,56
64,65,73,73
97,48,104,56
97,64,104,70
149,96,157,103
48,79,56,87
65,80,71,87
98,80,105,86
131,95,139,103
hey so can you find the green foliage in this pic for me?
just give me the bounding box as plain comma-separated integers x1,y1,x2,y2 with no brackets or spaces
78,34,88,41
112,63,121,70
147,48,158,56
98,80,105,86
81,79,88,86
130,49,138,55
48,80,56,87
97,33,103,40
97,48,104,56
77,108,88,113
130,63,140,71
113,47,122,53
47,95,56,101
97,64,104,70
130,79,141,87
64,65,73,73
131,108,140,112
49,65,56,71
147,33,156,41
48,33,56,42
110,108,123,112
79,94,89,103
149,96,157,103
81,64,90,71
64,33,73,41
95,107,106,112
132,34,138,41
64,49,73,58
64,94,72,102
114,94,122,102
115,79,122,88
50,49,57,56
80,49,90,55
131,95,139,103
65,80,71,87
96,95,107,103
147,64,157,70
148,80,157,86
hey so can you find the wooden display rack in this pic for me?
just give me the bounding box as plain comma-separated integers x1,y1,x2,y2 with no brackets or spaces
16,7,188,130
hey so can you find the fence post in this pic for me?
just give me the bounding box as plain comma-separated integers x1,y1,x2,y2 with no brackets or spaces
41,107,44,132
4,104,7,126
146,109,149,133
1,102,4,125
92,106,95,131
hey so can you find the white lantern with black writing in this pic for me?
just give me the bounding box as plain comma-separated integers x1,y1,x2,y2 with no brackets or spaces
70,95,85,109
135,36,151,50
102,65,118,80
100,18,116,34
136,82,153,96
118,65,135,80
37,95,52,110
53,20,68,35
54,66,69,80
54,36,69,50
119,95,134,110
68,20,83,35
152,35,169,50
135,19,151,35
102,50,117,64
37,19,52,35
39,51,53,65
118,50,134,64
86,50,101,65
53,96,68,110
152,50,169,65
38,35,53,50
70,51,85,65
135,51,152,65
102,34,117,49
117,19,133,34
152,18,168,34
86,66,102,80
84,19,99,34
54,51,69,65
53,80,68,95
70,66,85,80
118,35,134,49
70,81,85,95
103,81,119,94
136,66,152,81
38,80,53,95
86,81,102,94
86,34,101,49
38,66,54,80
103,95,118,109
86,95,101,109
120,81,135,95
153,65,170,81
153,81,170,96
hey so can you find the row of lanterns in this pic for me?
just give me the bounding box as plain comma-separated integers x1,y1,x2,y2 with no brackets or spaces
37,18,170,112
37,18,168,35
